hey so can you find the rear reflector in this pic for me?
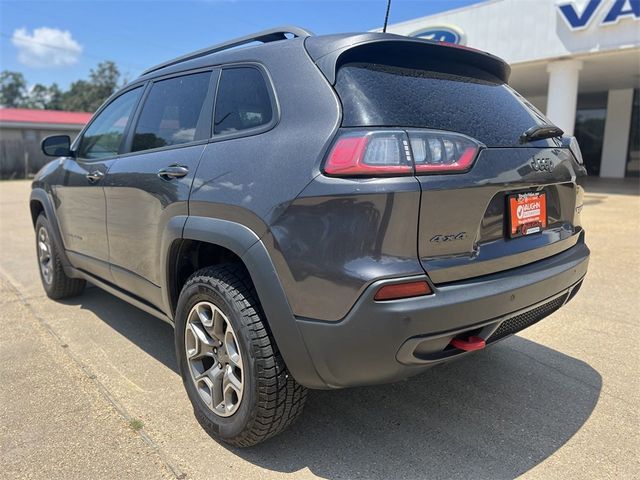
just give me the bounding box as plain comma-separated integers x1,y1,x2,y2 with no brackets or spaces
374,280,432,301
324,129,480,177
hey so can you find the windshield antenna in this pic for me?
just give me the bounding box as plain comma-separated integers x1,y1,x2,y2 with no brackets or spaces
382,0,392,32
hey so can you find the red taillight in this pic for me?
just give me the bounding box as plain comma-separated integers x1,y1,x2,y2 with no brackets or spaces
323,129,480,177
324,130,413,176
414,146,477,173
374,280,432,301
408,129,480,173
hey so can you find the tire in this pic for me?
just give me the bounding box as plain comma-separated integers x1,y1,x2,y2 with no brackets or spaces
175,264,307,447
35,214,85,299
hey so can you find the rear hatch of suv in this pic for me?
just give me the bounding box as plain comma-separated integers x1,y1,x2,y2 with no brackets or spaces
306,34,585,284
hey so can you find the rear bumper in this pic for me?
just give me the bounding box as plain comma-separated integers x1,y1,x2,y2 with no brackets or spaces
296,234,589,389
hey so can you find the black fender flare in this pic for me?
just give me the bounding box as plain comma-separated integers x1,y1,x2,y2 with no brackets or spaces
29,188,73,271
163,216,326,389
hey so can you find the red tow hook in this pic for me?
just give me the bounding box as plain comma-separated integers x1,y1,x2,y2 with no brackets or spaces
450,336,486,351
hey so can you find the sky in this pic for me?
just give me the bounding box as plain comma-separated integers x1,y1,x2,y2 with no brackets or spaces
0,0,482,89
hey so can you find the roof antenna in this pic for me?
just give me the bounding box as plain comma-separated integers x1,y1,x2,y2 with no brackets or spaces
382,0,392,32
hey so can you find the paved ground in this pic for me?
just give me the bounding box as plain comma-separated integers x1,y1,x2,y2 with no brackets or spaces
0,178,638,480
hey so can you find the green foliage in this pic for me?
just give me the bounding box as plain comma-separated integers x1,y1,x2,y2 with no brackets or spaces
23,84,49,109
0,71,28,108
129,418,144,431
0,61,122,113
45,83,64,110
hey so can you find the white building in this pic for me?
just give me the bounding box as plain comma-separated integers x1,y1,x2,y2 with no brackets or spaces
384,0,640,178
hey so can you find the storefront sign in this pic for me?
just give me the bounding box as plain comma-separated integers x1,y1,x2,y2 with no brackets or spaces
558,0,640,30
409,25,465,44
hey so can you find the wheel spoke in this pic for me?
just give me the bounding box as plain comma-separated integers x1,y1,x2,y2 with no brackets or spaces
197,376,215,409
196,362,223,382
196,303,214,328
222,366,242,413
224,329,242,368
211,307,226,344
223,365,242,395
184,324,201,359
189,321,217,349
209,366,225,409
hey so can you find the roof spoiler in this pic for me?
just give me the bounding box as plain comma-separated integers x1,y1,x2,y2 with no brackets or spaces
305,33,511,84
142,26,314,76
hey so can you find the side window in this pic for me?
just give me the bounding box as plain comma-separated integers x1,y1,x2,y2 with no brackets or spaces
214,67,274,135
78,87,142,159
132,72,212,152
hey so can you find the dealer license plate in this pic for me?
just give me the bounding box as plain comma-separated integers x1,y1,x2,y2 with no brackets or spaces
508,191,547,238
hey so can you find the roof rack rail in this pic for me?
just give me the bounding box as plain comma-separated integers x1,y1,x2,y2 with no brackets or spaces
141,26,313,76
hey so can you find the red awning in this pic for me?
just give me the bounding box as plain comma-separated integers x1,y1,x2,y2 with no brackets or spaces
0,108,92,126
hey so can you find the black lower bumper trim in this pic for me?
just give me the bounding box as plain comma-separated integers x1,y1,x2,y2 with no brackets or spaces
488,289,570,342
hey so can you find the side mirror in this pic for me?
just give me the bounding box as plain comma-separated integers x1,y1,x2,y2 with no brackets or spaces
41,135,73,157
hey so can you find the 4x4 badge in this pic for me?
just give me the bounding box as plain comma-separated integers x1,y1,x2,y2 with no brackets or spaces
430,232,467,242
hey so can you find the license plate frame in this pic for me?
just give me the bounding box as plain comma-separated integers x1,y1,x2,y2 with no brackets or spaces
508,191,547,238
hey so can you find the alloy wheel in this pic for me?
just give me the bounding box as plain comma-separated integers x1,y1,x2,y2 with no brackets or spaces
184,301,244,417
37,226,53,285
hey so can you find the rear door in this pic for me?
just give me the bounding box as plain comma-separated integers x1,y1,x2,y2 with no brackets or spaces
103,69,216,307
332,46,586,284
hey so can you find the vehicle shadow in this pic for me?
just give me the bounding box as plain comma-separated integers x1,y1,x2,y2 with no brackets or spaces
67,287,601,480
62,286,179,373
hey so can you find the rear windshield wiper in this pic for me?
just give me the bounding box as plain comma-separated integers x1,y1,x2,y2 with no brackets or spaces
520,124,564,143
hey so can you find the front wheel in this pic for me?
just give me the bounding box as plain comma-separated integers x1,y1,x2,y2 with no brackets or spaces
175,265,307,447
35,214,85,299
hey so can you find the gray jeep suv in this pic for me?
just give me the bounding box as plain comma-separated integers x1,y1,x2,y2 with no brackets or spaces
31,27,589,446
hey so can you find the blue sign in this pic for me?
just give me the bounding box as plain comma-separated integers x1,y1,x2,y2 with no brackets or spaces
410,26,464,44
558,0,639,30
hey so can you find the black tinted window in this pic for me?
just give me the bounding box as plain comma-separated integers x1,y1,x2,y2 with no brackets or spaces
132,72,212,152
78,87,141,159
214,67,273,135
336,63,549,147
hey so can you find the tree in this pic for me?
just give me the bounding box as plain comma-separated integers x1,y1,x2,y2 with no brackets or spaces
0,61,121,112
60,61,121,112
87,60,120,111
90,61,120,92
0,71,27,108
45,83,64,110
60,79,95,112
24,84,50,109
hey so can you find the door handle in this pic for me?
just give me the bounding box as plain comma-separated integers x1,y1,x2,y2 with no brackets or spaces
86,170,104,183
158,165,189,180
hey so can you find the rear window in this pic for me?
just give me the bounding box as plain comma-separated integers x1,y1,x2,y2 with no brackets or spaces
132,71,212,152
335,63,549,147
214,67,273,135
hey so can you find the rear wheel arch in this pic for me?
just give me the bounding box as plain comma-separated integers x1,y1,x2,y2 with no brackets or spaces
164,216,261,319
167,238,249,319
164,216,326,389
